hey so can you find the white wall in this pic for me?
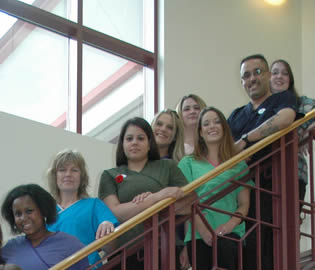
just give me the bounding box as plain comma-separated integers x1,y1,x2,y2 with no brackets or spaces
0,111,116,240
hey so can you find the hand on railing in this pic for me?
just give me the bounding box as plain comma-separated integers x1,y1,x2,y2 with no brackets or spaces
234,138,247,153
155,186,185,201
131,187,184,205
132,192,152,204
95,221,115,239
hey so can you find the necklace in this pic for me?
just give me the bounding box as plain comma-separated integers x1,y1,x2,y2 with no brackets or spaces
207,157,220,167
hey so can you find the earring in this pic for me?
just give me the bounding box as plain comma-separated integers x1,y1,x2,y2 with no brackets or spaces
44,217,47,223
14,225,20,233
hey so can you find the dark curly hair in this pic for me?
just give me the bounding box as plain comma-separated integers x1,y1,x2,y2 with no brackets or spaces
116,117,160,166
1,184,57,234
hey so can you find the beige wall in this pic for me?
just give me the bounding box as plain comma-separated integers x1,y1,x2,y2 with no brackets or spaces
161,0,303,116
0,112,116,240
302,0,315,97
300,0,315,252
160,0,314,252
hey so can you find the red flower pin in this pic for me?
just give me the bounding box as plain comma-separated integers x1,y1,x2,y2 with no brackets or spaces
115,174,126,184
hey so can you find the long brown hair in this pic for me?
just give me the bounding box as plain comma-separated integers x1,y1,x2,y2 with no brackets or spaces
193,107,236,162
270,59,300,106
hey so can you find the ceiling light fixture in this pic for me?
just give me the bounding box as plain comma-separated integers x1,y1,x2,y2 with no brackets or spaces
264,0,286,6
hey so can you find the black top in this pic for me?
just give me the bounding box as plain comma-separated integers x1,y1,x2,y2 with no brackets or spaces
228,90,299,163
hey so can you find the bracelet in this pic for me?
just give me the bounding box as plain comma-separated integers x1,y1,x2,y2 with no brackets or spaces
233,211,244,221
241,133,250,146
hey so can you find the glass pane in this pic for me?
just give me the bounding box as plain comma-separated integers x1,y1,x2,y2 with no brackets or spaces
82,44,154,143
83,0,154,52
16,0,77,23
0,12,70,129
0,12,16,39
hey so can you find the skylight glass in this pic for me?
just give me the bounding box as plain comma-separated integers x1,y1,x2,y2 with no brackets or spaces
0,1,35,39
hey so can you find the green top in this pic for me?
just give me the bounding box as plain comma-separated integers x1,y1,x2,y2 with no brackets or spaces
98,159,188,246
178,156,253,241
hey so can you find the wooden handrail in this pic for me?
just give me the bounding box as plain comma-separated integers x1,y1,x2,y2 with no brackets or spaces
183,109,315,194
50,109,315,270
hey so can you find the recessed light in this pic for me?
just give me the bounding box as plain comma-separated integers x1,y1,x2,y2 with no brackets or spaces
264,0,286,6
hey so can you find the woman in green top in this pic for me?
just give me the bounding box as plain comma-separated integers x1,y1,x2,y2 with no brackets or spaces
98,117,193,269
178,106,252,270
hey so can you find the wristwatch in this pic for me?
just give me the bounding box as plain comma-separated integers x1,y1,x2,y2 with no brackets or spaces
241,133,250,146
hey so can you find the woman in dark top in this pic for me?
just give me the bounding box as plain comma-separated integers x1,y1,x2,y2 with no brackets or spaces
98,117,194,269
270,59,315,212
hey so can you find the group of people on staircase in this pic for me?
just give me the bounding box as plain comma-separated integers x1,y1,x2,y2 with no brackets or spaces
1,54,314,270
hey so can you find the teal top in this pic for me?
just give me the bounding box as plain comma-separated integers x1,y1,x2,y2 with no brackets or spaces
178,156,253,242
47,198,119,266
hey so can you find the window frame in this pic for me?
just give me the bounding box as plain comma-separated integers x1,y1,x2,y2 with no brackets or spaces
0,0,158,133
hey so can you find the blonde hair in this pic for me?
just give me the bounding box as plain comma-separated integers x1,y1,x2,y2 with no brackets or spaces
47,149,89,201
193,107,237,162
175,94,207,127
152,109,185,162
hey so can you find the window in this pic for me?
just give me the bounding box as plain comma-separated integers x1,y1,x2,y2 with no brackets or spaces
0,0,156,142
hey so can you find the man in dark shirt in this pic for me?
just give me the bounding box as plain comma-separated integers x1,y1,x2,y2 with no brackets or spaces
228,54,296,152
228,54,297,270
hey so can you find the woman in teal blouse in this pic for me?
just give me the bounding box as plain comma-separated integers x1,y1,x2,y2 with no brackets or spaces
46,149,119,266
178,106,252,270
